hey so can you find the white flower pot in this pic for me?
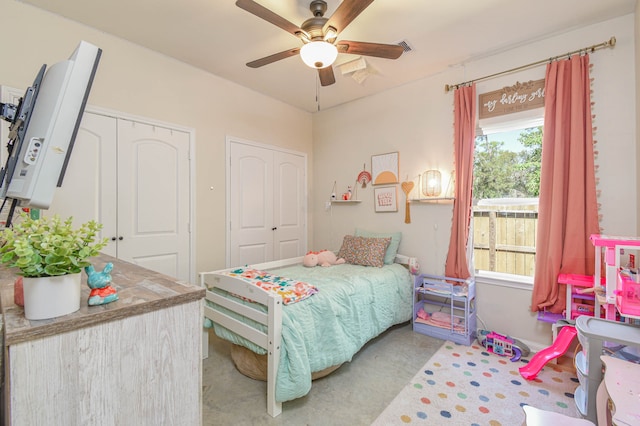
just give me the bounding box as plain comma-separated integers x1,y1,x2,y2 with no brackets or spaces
22,273,82,320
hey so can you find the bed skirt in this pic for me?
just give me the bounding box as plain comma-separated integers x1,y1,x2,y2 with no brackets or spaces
230,344,342,381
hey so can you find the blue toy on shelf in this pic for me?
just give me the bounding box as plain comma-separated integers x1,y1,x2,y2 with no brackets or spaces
85,262,119,306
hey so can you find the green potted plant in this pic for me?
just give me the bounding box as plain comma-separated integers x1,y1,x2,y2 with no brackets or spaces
0,212,108,320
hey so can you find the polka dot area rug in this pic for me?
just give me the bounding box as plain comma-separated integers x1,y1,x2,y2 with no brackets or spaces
372,340,580,425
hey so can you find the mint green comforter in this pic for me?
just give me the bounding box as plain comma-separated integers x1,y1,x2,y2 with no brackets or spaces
209,263,412,402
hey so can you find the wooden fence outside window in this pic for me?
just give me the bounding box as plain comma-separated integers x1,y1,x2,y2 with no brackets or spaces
472,202,538,277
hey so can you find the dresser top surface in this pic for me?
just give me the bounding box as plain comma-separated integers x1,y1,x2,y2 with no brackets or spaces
0,253,204,345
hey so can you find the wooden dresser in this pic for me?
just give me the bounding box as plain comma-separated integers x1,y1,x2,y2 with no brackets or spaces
0,254,205,426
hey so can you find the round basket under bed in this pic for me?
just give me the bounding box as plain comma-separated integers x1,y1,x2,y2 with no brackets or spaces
230,343,342,381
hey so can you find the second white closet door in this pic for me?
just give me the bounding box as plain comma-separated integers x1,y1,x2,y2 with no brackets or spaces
116,119,190,279
229,141,306,266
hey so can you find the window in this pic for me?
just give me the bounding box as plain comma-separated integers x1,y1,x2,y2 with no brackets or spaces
472,124,542,278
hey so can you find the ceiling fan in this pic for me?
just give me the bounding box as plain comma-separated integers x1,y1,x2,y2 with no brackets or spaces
236,0,404,86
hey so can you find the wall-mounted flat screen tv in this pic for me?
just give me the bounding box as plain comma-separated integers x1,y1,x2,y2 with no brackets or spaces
0,41,101,217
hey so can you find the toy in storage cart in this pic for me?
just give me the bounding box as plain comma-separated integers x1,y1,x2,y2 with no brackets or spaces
590,234,640,319
617,271,640,317
413,274,476,345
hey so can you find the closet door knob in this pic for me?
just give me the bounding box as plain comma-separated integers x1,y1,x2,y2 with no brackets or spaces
118,236,124,240
111,237,117,241
271,227,277,231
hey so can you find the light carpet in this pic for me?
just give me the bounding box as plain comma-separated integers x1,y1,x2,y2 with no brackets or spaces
373,340,580,425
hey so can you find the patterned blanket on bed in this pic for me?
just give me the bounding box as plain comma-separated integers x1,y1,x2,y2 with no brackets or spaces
206,263,412,403
218,267,318,304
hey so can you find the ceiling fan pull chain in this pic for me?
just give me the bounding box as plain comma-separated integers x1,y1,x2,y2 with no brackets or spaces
316,74,320,111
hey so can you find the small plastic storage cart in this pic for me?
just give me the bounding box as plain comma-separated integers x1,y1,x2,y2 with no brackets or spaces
413,274,476,345
574,316,640,423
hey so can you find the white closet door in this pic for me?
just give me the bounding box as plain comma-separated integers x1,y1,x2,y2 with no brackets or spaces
116,119,190,280
229,142,275,266
47,112,118,257
228,140,306,266
273,150,306,260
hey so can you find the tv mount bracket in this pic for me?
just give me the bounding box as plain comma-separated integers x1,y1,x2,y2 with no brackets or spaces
0,67,44,227
0,66,44,192
1,78,39,142
0,102,18,123
1,100,25,150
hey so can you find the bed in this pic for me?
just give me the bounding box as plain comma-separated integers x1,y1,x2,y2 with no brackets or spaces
200,233,414,417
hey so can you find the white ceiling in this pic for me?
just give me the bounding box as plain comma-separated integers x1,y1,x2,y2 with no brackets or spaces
21,0,636,113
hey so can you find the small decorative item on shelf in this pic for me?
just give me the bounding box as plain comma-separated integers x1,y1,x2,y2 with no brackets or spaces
85,262,118,306
357,163,372,188
412,170,454,202
330,181,337,201
401,179,415,223
0,212,108,320
342,185,352,200
422,170,442,197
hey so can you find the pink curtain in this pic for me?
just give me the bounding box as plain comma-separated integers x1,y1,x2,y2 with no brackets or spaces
531,54,600,313
445,84,476,279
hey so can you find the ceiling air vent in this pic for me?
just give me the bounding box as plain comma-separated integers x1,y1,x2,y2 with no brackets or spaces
396,40,414,54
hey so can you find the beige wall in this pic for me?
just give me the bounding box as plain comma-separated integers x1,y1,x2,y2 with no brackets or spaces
313,14,636,348
0,0,313,277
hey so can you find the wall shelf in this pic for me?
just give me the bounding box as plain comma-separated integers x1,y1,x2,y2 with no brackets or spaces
330,200,361,204
410,197,454,203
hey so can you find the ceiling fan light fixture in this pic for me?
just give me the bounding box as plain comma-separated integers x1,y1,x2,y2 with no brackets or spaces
324,26,338,43
300,41,338,69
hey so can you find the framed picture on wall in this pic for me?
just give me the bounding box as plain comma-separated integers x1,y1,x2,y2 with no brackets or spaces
371,152,399,185
374,186,398,212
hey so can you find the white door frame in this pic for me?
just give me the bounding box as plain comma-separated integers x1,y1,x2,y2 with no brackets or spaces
225,136,308,268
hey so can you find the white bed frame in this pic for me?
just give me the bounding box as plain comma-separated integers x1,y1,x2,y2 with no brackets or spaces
200,254,413,417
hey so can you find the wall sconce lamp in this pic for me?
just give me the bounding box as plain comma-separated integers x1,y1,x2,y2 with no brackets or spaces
422,170,442,197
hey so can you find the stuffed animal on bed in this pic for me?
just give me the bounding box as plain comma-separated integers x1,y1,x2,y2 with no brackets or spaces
303,250,346,267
